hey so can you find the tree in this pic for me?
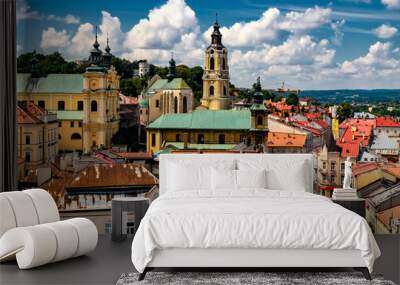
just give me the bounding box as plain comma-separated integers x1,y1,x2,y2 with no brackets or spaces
286,93,299,106
336,102,353,122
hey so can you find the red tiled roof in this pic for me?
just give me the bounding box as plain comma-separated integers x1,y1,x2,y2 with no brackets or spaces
382,166,400,178
352,162,378,176
338,142,359,158
338,126,371,147
314,119,329,129
377,205,400,227
305,113,321,120
17,106,42,124
339,118,376,129
376,116,400,128
119,94,138,105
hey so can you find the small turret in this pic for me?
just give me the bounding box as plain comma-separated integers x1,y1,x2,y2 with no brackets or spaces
88,26,103,65
209,13,224,49
102,34,113,68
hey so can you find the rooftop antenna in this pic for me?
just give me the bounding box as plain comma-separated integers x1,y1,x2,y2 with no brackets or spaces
215,12,218,24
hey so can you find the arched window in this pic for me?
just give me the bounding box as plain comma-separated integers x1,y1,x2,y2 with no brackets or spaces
218,134,225,144
58,101,65,111
174,97,178,113
77,101,84,111
91,100,97,112
182,96,188,113
71,133,82,140
209,85,214,96
197,134,204,144
257,115,263,126
223,86,227,96
210,57,214,70
222,57,226,70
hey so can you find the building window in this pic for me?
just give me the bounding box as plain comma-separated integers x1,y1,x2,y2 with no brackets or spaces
322,162,326,169
58,134,61,140
257,115,263,126
91,100,98,112
210,57,214,70
182,97,188,113
38,100,45,109
218,134,225,144
58,101,65,110
58,121,62,127
322,174,327,181
151,133,156,147
25,152,31,163
70,121,74,128
222,57,226,70
155,100,160,108
209,85,214,96
176,134,181,142
174,97,178,113
25,135,30,145
77,101,84,111
223,86,227,96
78,121,82,127
331,162,336,171
197,134,204,144
71,133,82,140
331,175,335,183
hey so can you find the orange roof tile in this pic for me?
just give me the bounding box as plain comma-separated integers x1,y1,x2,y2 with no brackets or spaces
376,205,400,226
267,132,306,148
115,152,153,160
352,162,378,176
382,166,400,178
17,106,42,124
376,116,400,128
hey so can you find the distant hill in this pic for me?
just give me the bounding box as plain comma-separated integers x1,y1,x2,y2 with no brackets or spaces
299,89,400,104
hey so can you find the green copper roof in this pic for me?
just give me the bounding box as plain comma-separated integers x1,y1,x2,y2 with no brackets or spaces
139,98,149,108
147,79,168,92
165,142,237,150
147,110,251,130
250,103,267,111
163,78,191,90
56,111,84,120
17,73,84,93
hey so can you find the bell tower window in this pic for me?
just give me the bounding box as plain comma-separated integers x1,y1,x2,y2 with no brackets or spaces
209,86,214,96
174,97,178,113
257,115,263,126
182,96,188,113
91,100,98,112
210,57,215,70
222,58,226,70
223,86,227,96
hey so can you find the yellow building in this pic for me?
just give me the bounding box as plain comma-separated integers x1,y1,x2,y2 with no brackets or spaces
199,18,233,110
147,78,269,153
17,34,120,154
17,101,58,166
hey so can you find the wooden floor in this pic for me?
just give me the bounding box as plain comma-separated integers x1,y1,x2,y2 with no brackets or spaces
0,235,398,285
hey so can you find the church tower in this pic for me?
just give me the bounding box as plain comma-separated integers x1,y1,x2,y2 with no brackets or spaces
200,15,232,110
250,77,269,148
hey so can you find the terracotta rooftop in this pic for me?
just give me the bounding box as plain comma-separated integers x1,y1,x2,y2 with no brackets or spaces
339,118,376,129
352,162,378,176
114,152,153,160
382,166,400,178
17,106,42,124
338,142,360,158
119,94,138,105
68,163,158,190
376,116,400,128
267,132,306,148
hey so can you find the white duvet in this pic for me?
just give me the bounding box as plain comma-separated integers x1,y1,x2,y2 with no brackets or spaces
131,190,380,273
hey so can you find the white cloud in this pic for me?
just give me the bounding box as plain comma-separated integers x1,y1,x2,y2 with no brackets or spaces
373,24,398,39
48,14,80,24
67,23,95,59
203,6,331,49
40,27,70,52
381,0,400,9
331,19,346,45
340,42,399,78
16,0,41,21
122,0,202,65
98,11,125,55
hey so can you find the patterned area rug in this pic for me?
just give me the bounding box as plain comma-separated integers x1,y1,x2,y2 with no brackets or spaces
116,271,395,285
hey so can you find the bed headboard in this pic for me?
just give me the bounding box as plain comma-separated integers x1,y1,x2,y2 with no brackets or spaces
159,153,315,195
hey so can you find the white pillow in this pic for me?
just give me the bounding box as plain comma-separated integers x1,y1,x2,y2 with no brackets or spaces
211,168,236,190
167,160,236,192
265,161,307,191
236,169,267,189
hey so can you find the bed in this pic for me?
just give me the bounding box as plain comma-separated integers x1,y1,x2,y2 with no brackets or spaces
131,154,381,281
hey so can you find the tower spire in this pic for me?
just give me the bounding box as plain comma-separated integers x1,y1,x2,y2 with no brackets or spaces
105,32,111,53
93,26,100,50
210,13,224,49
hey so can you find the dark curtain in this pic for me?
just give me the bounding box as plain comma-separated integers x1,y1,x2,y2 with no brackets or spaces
0,0,17,192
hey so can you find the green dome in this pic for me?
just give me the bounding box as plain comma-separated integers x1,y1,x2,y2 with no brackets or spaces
139,98,149,108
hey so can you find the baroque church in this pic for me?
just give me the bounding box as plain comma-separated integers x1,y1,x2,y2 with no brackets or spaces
17,28,120,154
145,18,269,154
199,17,233,110
139,56,195,126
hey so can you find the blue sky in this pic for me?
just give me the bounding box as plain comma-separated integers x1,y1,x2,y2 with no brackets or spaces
17,0,400,90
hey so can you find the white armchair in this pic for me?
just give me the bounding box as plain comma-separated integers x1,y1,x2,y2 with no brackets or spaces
0,189,98,269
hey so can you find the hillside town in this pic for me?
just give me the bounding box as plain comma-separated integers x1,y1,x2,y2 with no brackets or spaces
16,19,400,235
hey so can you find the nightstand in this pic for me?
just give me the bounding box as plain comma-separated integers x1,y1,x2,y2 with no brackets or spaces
332,198,366,218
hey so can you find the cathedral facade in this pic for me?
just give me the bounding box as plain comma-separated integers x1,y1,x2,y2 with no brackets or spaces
200,19,233,110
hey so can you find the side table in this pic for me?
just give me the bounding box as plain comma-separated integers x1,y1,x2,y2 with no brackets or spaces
111,197,149,241
332,198,366,218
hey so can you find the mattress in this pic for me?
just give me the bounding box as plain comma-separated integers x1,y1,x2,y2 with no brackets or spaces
131,190,380,273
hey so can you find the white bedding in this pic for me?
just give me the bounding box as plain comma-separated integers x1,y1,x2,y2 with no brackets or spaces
131,190,380,273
